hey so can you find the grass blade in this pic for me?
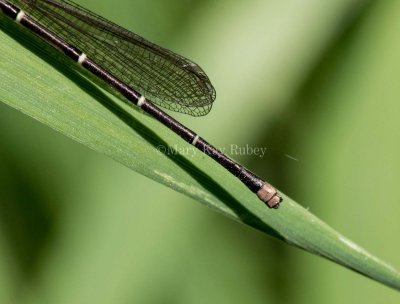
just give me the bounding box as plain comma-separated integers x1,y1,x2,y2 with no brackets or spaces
0,14,399,291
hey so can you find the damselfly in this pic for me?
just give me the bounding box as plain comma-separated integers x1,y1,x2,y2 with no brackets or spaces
0,0,282,208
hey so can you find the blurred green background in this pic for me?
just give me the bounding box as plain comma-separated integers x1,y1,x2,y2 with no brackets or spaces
1,0,400,303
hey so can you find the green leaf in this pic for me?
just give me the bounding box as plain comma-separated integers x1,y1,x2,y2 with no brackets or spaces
0,14,399,291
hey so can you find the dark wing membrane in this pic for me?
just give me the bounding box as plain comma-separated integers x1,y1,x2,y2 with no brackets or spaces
13,0,216,116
